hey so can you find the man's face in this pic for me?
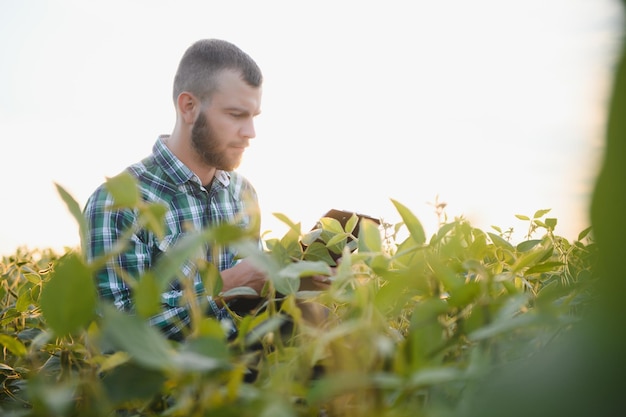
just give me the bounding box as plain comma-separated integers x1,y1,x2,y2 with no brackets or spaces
191,111,234,170
191,70,262,171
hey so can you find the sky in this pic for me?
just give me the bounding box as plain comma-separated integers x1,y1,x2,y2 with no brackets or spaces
0,0,623,256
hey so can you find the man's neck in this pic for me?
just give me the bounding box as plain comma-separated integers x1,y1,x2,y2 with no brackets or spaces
163,132,217,185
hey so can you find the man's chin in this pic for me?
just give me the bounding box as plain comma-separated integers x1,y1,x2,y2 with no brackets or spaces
220,160,242,171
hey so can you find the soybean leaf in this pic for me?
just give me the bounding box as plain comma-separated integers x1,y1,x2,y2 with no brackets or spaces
303,241,336,265
102,362,166,404
533,208,552,219
345,213,359,235
274,261,331,295
319,217,345,234
134,272,161,318
512,246,554,273
391,199,426,245
308,372,376,404
488,232,514,250
105,171,140,208
516,240,542,252
273,212,301,233
40,252,97,337
326,233,349,247
55,183,88,252
0,334,27,357
525,261,564,275
151,230,208,290
545,218,557,230
577,226,592,241
101,305,175,371
358,218,383,254
139,203,168,240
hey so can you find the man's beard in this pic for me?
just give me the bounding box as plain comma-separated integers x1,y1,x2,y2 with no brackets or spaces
191,111,240,171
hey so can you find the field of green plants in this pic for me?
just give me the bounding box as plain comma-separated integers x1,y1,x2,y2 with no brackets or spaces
0,177,602,417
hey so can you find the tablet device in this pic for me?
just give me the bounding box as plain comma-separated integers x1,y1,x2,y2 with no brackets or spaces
304,208,381,263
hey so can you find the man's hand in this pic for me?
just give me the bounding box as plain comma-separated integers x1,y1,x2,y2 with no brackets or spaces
307,274,332,290
298,265,335,291
219,258,268,301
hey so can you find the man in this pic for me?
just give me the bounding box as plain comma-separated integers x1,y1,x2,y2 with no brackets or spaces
84,39,327,342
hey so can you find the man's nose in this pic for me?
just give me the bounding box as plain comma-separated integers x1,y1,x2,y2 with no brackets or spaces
241,119,256,139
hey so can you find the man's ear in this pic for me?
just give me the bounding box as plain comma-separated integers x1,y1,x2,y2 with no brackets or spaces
176,92,198,125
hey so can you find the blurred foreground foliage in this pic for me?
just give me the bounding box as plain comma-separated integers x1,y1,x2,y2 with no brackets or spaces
0,192,600,416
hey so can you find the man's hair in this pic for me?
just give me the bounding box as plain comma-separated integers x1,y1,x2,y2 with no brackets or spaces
172,39,262,103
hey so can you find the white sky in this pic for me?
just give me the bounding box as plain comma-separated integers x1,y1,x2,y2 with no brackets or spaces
0,0,623,255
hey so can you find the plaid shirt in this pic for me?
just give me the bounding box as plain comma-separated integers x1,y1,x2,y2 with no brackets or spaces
84,136,260,340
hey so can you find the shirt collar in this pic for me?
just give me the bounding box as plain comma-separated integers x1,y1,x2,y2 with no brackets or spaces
154,135,231,188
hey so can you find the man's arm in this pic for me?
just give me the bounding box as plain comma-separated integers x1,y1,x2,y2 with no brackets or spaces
84,185,216,341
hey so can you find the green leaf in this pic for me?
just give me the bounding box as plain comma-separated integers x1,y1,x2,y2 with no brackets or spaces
487,232,514,250
307,372,375,404
447,282,481,308
105,171,141,208
284,260,332,277
233,240,281,279
0,334,27,357
221,286,259,298
468,312,538,341
303,241,335,265
515,214,530,221
545,217,557,230
55,183,88,252
430,221,458,245
301,229,322,246
16,290,33,313
272,212,301,233
182,335,230,361
358,218,383,254
391,199,426,245
151,230,208,289
326,232,349,247
512,246,553,273
345,213,359,235
525,261,564,275
577,226,592,241
533,208,552,218
102,362,166,404
101,305,176,371
274,261,331,295
244,315,289,348
171,350,227,372
139,203,168,240
408,299,449,363
23,273,41,284
212,222,251,245
409,367,465,387
370,254,390,275
374,277,416,316
134,272,161,318
319,217,345,234
429,257,463,291
40,252,97,337
516,239,542,252
200,261,223,298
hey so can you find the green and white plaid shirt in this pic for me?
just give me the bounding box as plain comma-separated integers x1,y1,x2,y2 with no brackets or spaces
84,136,260,340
